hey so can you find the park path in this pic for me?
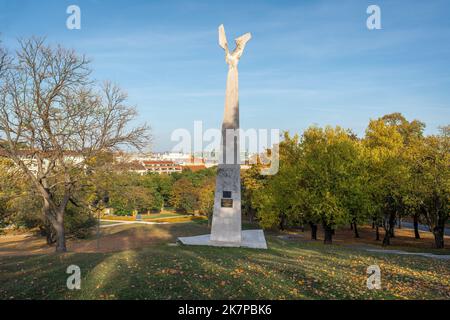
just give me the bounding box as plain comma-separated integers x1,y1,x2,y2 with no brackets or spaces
364,248,450,260
400,221,450,236
100,219,167,228
345,244,450,260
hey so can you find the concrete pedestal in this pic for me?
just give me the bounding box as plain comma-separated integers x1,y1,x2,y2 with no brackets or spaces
210,164,242,244
178,230,267,249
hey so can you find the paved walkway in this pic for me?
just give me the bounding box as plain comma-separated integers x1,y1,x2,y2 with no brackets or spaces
343,244,450,260
364,247,450,260
400,221,450,236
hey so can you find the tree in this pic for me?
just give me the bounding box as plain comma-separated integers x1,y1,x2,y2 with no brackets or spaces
99,171,163,216
381,113,426,233
298,126,363,244
0,38,150,252
197,176,215,227
381,113,425,146
254,133,306,232
255,128,364,244
169,167,216,215
140,174,164,212
112,185,157,215
153,173,174,209
0,158,43,230
170,178,198,214
0,40,8,79
339,142,372,238
408,127,449,248
241,160,267,224
364,119,407,246
403,137,426,239
0,156,98,243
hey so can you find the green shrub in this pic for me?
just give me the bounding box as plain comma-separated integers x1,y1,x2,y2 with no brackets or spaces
64,205,97,239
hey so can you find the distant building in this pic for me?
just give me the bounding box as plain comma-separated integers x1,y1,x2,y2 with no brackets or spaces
154,152,191,164
113,160,147,175
118,152,154,163
142,160,182,174
0,150,84,176
1,149,259,176
180,155,207,172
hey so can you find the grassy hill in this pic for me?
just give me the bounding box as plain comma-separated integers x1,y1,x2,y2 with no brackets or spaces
0,221,449,300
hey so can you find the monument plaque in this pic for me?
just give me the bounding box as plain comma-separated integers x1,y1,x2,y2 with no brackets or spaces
221,199,233,208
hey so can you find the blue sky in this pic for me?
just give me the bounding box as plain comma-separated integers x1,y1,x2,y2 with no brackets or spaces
1,0,449,151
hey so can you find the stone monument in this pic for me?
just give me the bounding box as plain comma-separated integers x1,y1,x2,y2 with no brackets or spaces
178,25,267,249
209,24,249,245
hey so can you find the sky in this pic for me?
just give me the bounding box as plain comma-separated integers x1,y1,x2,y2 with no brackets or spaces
1,0,449,152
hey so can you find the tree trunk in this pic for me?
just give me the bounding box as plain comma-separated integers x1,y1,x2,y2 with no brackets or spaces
413,214,420,239
389,225,395,238
248,209,254,224
382,232,390,246
398,217,401,229
279,213,286,231
309,222,317,240
40,188,67,252
432,226,444,249
208,211,213,229
54,210,66,252
382,213,396,246
45,225,56,245
42,200,56,245
323,223,333,244
353,220,360,238
40,216,56,245
350,223,353,230
375,225,380,241
44,208,67,252
372,220,375,229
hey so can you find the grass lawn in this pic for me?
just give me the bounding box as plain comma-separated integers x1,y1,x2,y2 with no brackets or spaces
0,222,449,300
140,212,186,219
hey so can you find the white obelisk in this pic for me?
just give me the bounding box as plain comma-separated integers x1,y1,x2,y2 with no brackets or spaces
177,25,267,249
210,25,251,245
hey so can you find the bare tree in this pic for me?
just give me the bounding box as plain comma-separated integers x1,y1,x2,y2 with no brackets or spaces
0,52,6,77
0,37,150,252
0,38,10,84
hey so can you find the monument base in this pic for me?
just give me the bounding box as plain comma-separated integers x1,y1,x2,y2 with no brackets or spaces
177,230,267,249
